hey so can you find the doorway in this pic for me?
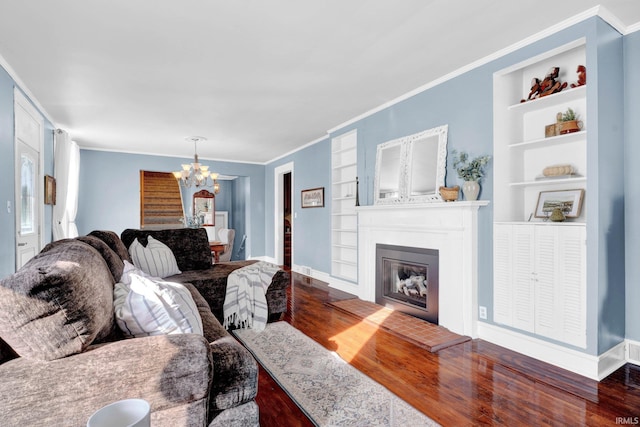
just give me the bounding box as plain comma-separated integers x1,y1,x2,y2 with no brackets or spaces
274,162,294,267
14,89,44,269
283,172,292,268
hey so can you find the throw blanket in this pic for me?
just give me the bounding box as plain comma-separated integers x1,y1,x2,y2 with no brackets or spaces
223,261,281,332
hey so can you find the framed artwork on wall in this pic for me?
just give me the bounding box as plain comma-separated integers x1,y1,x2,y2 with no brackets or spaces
301,187,324,208
44,175,56,205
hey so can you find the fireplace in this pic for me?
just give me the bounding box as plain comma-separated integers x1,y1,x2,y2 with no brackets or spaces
355,202,487,337
376,244,439,324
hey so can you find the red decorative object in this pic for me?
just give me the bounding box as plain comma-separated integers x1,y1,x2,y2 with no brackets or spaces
570,65,586,88
520,66,568,103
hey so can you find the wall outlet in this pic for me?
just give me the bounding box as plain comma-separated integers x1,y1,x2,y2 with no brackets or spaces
479,306,488,320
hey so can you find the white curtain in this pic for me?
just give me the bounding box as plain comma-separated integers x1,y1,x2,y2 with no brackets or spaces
52,130,80,240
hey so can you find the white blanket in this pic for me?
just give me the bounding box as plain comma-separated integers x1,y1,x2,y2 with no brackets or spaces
223,261,281,332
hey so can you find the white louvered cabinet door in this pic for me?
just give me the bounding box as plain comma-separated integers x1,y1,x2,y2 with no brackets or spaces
493,223,586,348
533,226,560,340
557,226,587,348
511,225,535,333
493,223,513,326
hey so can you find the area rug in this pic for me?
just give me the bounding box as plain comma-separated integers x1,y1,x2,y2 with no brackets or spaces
327,298,470,352
233,322,439,427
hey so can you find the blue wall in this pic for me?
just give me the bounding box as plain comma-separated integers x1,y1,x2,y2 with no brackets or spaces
0,14,637,352
0,66,16,278
265,140,332,272
266,17,630,355
0,68,54,278
624,30,640,342
180,179,245,260
78,150,266,258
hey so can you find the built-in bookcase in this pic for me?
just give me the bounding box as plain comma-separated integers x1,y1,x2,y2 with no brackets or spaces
494,40,587,223
331,131,358,282
493,40,587,348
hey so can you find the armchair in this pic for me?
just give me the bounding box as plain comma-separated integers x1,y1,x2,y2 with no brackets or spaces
217,228,235,262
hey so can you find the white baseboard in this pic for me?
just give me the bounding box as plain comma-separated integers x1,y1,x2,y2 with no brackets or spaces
292,264,361,297
626,339,640,366
478,322,626,381
250,256,275,263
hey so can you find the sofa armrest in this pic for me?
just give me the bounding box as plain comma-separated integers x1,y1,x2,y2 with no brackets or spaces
0,334,212,427
208,335,258,411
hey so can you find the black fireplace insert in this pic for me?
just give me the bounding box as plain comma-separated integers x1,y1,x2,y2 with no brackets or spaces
375,244,439,324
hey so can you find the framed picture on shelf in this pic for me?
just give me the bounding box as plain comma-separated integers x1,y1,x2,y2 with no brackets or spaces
301,187,324,208
535,189,584,219
44,175,56,205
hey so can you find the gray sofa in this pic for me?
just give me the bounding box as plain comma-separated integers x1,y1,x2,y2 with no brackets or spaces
0,228,289,426
118,227,290,323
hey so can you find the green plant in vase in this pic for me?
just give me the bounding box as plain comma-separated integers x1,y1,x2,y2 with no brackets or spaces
452,150,491,201
559,107,582,134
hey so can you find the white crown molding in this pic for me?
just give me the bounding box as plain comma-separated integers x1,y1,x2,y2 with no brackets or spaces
628,22,640,34
0,52,55,126
80,145,266,166
266,134,329,164
327,7,632,136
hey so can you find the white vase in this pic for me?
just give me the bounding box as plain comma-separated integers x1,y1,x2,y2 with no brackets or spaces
462,180,480,201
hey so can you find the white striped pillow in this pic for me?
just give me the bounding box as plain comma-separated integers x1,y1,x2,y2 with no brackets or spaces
114,274,203,337
129,236,181,278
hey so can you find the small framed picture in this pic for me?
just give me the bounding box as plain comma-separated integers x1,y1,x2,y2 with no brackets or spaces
301,187,324,208
535,189,584,219
44,175,56,205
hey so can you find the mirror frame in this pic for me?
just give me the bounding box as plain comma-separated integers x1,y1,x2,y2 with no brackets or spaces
374,124,448,205
373,137,407,204
193,189,215,226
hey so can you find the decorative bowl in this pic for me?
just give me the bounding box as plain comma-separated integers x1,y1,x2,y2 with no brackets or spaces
439,185,460,202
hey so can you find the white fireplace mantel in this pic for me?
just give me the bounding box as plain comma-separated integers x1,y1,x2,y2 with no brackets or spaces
356,201,488,338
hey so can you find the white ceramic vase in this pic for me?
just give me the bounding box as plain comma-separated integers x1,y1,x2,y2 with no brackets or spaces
462,180,480,201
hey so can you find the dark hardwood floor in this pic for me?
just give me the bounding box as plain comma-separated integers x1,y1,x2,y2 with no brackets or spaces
255,272,640,426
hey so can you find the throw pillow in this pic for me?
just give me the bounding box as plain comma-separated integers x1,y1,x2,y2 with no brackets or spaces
0,239,114,361
129,236,181,278
120,260,156,285
114,274,203,337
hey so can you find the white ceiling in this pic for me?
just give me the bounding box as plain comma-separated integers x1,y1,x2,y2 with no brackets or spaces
0,1,638,164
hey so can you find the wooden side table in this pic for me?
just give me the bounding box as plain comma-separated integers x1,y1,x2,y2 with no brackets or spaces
209,242,226,263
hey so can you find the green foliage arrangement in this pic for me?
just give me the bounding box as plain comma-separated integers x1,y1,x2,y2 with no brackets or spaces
452,150,491,181
561,107,578,121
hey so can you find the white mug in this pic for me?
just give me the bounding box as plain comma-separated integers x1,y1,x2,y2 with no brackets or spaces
87,398,150,427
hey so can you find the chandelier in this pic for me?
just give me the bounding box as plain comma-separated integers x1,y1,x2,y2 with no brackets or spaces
172,136,220,193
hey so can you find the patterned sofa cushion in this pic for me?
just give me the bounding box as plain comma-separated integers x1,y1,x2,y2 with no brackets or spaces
0,239,115,361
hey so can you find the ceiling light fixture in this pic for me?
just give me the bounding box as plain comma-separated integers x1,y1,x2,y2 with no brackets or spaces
172,136,220,193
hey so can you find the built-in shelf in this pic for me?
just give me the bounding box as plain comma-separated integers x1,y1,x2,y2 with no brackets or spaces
509,130,586,149
332,196,356,201
509,176,586,187
332,228,357,233
492,40,588,358
507,85,586,112
332,161,356,170
331,130,358,283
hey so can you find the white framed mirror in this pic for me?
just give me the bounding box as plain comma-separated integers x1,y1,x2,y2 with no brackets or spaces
374,124,448,205
374,139,405,204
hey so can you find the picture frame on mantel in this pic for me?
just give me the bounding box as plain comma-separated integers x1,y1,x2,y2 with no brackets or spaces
301,187,324,208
